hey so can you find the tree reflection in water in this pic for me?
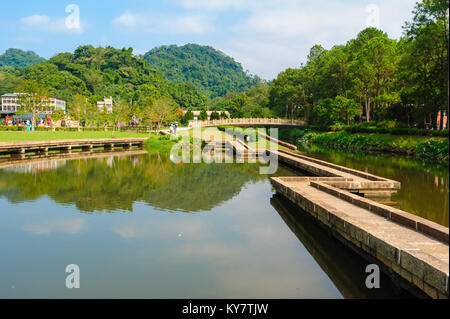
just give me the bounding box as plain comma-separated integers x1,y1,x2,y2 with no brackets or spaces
0,151,294,213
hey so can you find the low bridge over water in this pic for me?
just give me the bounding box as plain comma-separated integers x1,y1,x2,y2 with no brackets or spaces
190,118,307,128
0,138,147,159
270,149,449,299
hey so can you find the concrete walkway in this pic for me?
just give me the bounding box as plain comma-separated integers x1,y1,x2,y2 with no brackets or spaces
271,176,449,299
271,149,400,197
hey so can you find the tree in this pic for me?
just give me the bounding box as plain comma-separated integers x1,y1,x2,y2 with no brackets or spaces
182,108,194,125
350,35,398,122
109,98,130,135
69,94,88,123
269,68,305,119
17,80,49,127
332,96,360,125
320,46,349,98
220,111,229,119
402,0,449,127
0,48,46,67
143,44,263,100
169,82,207,109
210,111,220,120
51,109,65,123
231,94,248,118
310,98,334,125
145,97,177,129
310,96,359,125
198,108,208,121
0,70,23,96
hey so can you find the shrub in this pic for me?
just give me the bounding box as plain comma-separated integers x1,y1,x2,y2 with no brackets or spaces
296,130,448,162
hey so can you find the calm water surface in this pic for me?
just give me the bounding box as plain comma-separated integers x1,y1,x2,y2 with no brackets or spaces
0,150,422,298
296,145,449,227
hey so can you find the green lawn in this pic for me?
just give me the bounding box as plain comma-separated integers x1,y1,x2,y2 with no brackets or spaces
0,131,150,142
178,127,289,151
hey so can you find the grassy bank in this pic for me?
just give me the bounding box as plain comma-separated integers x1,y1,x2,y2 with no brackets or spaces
0,131,149,142
0,130,205,156
145,133,208,154
145,134,180,154
304,123,448,138
280,128,449,162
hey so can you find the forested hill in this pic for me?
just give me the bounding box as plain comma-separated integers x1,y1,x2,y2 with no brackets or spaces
0,45,207,110
0,48,46,68
143,44,263,99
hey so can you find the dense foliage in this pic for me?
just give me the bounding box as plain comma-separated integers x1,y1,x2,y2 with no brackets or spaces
0,45,208,126
220,0,448,129
0,48,46,68
143,44,263,100
0,0,447,133
290,129,449,162
210,84,274,118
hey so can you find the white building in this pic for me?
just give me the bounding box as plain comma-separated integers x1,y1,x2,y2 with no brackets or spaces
97,97,113,114
0,93,66,115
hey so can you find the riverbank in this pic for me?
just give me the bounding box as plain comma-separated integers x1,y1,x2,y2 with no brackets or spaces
145,134,180,154
279,128,449,162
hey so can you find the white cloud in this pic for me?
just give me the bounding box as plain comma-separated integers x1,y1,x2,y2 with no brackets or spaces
113,11,137,29
20,14,50,26
178,0,251,11
112,11,215,35
216,0,417,79
112,218,213,241
19,14,85,34
24,217,87,235
114,224,139,240
167,15,215,34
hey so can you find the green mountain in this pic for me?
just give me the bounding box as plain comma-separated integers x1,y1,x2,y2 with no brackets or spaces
143,44,263,100
1,45,206,109
0,48,46,68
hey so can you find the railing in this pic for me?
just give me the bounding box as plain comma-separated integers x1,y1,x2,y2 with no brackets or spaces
189,118,307,127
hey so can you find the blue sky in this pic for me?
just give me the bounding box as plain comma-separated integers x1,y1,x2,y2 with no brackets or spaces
1,0,418,80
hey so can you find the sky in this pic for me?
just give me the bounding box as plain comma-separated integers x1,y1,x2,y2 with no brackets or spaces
0,0,418,80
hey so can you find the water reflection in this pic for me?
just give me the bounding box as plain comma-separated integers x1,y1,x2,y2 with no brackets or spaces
24,217,88,236
0,164,343,299
0,151,294,213
0,149,443,298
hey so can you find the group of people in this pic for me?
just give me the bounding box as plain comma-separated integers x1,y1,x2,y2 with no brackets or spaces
3,115,53,128
169,122,178,135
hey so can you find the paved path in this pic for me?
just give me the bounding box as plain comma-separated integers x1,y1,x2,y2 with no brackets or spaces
271,176,449,299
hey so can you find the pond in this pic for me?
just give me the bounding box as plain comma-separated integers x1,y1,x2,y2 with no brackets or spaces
0,150,421,298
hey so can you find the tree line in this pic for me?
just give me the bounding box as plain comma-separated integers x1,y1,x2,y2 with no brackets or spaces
0,46,210,127
212,0,449,129
0,0,447,129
